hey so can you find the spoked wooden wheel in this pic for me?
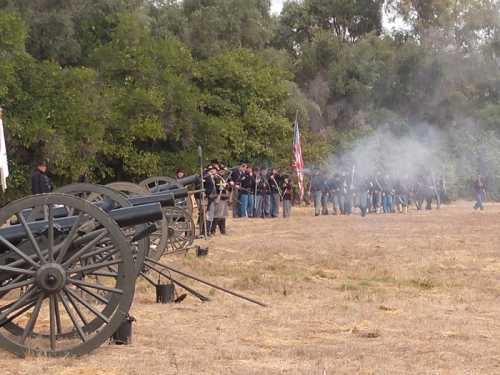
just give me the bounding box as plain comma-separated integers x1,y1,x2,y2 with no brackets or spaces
0,194,135,357
164,207,195,254
55,183,149,275
106,182,169,262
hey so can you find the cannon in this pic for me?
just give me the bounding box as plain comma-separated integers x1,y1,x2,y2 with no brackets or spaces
0,193,164,357
0,189,266,358
56,183,194,261
104,182,196,258
140,175,201,214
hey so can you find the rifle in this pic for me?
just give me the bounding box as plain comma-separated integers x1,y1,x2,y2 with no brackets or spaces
198,146,207,240
270,175,282,197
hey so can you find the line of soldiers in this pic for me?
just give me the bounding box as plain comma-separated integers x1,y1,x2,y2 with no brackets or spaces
309,168,446,217
197,162,294,236
229,164,293,219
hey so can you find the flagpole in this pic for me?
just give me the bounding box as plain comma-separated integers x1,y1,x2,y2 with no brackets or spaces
0,107,8,192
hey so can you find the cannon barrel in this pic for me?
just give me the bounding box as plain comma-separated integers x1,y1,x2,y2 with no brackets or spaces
20,188,189,220
128,188,189,207
0,203,163,244
175,174,201,187
152,175,200,193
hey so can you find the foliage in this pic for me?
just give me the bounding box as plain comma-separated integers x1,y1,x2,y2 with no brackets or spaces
1,0,500,201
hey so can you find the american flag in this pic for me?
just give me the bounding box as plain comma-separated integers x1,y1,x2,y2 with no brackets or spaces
292,114,304,201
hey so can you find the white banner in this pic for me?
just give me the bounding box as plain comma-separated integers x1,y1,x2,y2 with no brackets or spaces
0,116,9,191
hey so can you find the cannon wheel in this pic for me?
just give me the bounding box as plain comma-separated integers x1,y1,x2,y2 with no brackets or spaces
105,182,168,261
140,176,194,214
0,194,135,357
7,184,143,342
55,183,149,275
164,207,195,254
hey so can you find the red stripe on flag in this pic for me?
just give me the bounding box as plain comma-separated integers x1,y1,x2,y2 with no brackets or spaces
292,118,305,201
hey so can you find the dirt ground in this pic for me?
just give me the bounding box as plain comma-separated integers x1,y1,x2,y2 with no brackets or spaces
3,201,500,374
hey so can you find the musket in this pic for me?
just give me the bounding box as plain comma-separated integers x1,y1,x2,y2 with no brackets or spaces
198,146,207,240
270,174,282,197
253,174,258,212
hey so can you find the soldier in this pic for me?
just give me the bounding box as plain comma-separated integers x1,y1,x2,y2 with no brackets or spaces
239,167,256,218
281,175,293,218
381,174,394,214
255,169,270,218
327,174,341,215
373,172,383,214
395,175,410,214
204,165,218,235
229,163,246,218
357,176,371,217
320,173,330,215
424,174,434,210
473,174,486,210
175,168,185,180
310,168,324,216
338,172,349,215
282,175,293,218
269,168,281,218
31,161,52,194
211,171,229,235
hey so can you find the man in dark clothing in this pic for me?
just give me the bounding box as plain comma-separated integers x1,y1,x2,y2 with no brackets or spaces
310,168,324,216
414,175,426,210
327,175,341,215
269,169,281,218
31,161,52,194
424,174,434,210
395,176,410,214
357,177,371,217
473,174,486,210
338,172,349,215
381,174,394,214
321,175,330,215
255,169,270,218
204,165,219,235
282,176,293,218
229,163,246,218
239,167,256,218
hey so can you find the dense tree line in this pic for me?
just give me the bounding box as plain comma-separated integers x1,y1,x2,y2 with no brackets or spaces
0,0,499,202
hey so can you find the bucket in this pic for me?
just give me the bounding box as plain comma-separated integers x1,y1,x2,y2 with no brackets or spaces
156,283,175,304
196,246,209,257
112,315,136,345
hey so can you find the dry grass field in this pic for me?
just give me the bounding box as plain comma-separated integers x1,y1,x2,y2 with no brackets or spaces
3,201,500,374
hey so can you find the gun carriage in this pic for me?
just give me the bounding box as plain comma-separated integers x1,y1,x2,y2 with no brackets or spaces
0,173,265,358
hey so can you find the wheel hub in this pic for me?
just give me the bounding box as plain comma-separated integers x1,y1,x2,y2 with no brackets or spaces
36,263,67,293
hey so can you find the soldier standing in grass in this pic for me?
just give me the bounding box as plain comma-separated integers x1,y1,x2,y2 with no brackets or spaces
310,167,324,216
211,170,229,235
229,163,246,218
269,168,281,218
255,168,270,218
204,165,218,235
239,166,256,218
282,175,293,218
473,174,486,211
